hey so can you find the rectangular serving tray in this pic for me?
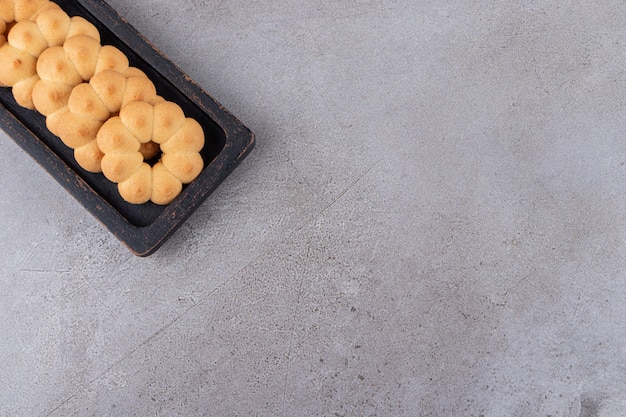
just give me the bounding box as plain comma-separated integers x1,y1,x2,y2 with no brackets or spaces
0,0,255,256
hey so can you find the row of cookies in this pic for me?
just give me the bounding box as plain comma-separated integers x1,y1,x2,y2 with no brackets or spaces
0,0,205,204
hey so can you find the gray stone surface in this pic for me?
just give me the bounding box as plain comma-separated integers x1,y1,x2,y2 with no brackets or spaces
1,0,625,416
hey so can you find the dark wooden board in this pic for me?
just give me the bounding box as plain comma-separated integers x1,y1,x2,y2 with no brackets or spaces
0,0,255,256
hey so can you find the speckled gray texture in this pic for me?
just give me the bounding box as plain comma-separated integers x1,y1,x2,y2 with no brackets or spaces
1,0,625,416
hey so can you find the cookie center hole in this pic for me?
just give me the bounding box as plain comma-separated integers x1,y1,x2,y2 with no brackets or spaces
139,141,162,166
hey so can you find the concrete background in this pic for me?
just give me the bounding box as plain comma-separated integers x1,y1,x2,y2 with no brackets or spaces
1,0,625,416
